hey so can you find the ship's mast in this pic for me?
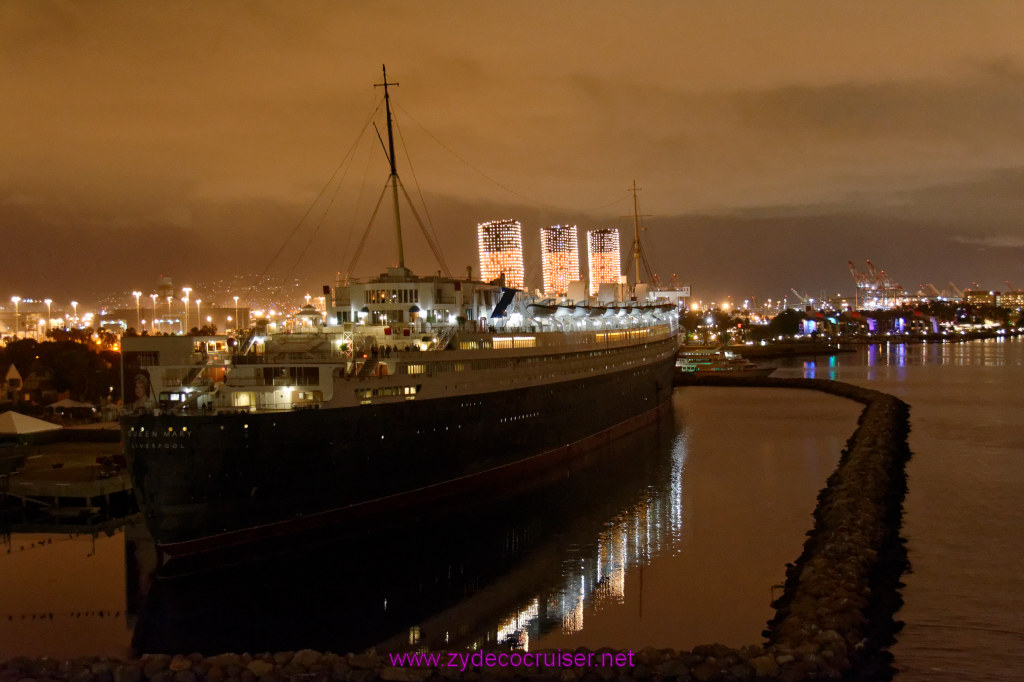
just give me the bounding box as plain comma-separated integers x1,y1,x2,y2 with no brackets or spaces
375,64,405,268
631,181,641,287
629,180,649,294
622,179,655,299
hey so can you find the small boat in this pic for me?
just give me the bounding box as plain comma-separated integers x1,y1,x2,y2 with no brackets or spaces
676,348,775,378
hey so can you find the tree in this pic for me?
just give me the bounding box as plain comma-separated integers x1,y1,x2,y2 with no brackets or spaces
766,309,803,338
679,311,702,337
0,338,120,403
46,327,92,344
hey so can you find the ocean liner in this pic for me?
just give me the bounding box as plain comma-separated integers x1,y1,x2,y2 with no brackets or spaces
120,68,680,559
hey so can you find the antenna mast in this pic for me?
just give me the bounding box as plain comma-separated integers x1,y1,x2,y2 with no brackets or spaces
375,64,405,268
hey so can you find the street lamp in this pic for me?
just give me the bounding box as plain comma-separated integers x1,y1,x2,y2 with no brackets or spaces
233,296,239,331
133,291,142,330
195,299,201,331
182,288,191,331
10,296,19,337
150,294,158,332
180,297,188,333
44,298,52,336
71,300,78,326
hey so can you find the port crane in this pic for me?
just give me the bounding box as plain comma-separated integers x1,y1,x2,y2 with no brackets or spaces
847,259,902,308
866,260,879,283
847,261,874,289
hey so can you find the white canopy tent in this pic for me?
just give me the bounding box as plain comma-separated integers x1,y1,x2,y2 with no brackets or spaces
47,399,96,410
0,411,62,435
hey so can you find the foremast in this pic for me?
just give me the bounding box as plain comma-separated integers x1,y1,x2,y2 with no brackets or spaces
375,64,405,269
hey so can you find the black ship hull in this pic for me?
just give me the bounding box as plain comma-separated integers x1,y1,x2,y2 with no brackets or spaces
122,354,676,558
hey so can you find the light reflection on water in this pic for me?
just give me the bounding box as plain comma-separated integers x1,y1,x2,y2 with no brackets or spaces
525,389,856,652
0,525,134,659
782,338,1019,383
371,413,691,654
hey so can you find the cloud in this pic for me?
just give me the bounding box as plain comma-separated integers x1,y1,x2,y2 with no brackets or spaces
949,235,1024,249
4,2,1024,303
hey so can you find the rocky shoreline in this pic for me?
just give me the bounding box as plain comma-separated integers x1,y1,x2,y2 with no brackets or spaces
1,377,912,682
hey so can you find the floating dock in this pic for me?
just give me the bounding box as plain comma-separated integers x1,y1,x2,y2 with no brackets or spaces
0,441,132,518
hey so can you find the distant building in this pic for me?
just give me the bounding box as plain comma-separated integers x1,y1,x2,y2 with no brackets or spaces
477,219,524,289
649,287,691,307
22,361,58,404
963,290,998,307
156,276,176,301
587,229,621,297
540,225,580,297
997,291,1024,308
2,364,23,405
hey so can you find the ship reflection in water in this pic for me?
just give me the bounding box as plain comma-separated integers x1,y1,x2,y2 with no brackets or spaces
129,409,686,655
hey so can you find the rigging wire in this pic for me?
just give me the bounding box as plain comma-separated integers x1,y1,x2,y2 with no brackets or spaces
286,150,353,282
394,103,629,214
345,183,390,279
393,112,451,276
258,102,383,282
399,182,451,278
335,136,379,283
622,247,656,287
640,228,663,285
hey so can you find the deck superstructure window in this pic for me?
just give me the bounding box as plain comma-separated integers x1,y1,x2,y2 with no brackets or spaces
356,385,420,404
262,366,320,385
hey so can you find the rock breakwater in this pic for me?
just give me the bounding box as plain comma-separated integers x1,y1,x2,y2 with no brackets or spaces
1,378,911,681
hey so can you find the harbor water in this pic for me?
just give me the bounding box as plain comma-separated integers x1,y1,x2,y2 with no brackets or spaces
773,338,1024,681
2,338,1021,678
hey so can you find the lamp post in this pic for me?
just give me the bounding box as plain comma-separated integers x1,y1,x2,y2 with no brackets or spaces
44,298,52,337
233,296,239,331
71,300,78,327
195,299,202,332
150,294,158,332
10,296,19,337
133,291,142,330
182,288,191,331
180,297,188,334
